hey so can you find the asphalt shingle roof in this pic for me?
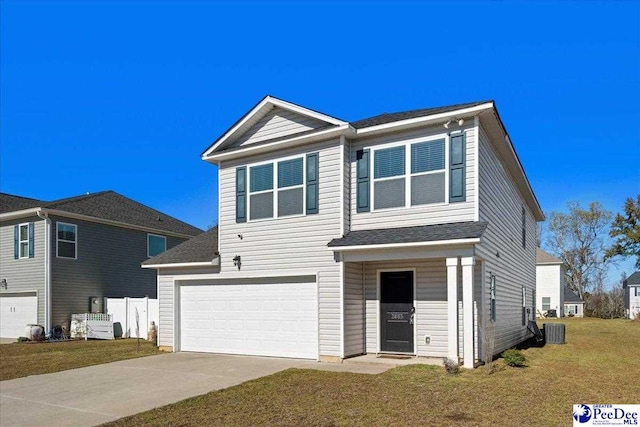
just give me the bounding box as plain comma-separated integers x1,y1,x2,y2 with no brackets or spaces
624,271,640,286
0,193,45,213
564,287,584,303
0,191,202,237
328,221,488,248
351,100,492,129
536,248,563,264
143,226,218,265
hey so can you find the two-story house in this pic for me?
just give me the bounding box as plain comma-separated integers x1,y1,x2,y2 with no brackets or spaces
536,248,565,317
624,271,640,319
144,96,544,368
0,191,202,338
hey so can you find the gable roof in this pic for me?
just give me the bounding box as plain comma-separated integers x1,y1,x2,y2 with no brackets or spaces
143,226,218,266
201,95,349,157
0,193,45,213
564,287,584,303
624,271,640,287
351,100,492,129
0,191,202,237
328,221,488,249
536,248,563,265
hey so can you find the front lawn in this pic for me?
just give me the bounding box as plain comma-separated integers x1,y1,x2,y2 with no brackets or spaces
103,318,639,427
0,339,160,381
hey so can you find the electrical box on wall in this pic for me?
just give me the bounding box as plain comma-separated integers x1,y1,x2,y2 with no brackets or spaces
425,335,431,344
89,297,103,313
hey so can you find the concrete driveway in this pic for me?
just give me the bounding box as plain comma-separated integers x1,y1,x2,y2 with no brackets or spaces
0,352,389,427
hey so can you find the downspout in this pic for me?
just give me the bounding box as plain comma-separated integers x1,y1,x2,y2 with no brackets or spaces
36,209,51,332
36,209,51,331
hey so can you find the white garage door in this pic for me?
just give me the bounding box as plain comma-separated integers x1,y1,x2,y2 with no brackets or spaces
0,293,38,338
180,281,318,359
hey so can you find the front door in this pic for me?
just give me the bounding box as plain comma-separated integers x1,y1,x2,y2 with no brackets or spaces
380,271,414,353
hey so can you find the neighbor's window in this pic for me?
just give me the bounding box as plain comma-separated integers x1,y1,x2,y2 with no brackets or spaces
372,138,447,210
57,222,77,259
18,223,29,258
147,234,167,257
542,297,551,311
490,275,497,321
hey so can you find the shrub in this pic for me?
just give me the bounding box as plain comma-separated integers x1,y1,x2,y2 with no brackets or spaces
568,313,575,317
443,358,460,375
502,348,526,367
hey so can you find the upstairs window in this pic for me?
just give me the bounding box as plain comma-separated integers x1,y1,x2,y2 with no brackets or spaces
490,274,497,321
18,223,29,258
277,158,304,217
14,223,34,259
240,154,318,222
57,222,77,259
249,163,274,220
369,137,451,211
147,234,167,257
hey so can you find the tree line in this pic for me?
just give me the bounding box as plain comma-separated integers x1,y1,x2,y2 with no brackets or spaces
544,194,640,318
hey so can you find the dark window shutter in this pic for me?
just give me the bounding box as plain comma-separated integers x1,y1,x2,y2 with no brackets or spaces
13,225,19,259
356,149,370,212
449,133,466,202
236,167,246,223
28,222,35,258
306,153,319,214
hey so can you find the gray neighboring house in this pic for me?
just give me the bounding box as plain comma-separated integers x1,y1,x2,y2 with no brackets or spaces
623,271,640,319
0,191,202,338
145,96,545,369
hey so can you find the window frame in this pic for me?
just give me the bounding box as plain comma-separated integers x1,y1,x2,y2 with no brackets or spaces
490,274,497,322
18,222,30,259
147,233,167,258
368,133,452,212
246,154,307,222
56,222,77,260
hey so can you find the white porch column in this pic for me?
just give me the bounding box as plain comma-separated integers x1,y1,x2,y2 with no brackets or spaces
446,257,459,362
461,256,476,369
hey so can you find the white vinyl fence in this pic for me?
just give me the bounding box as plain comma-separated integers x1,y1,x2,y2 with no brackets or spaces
70,313,114,340
105,297,158,340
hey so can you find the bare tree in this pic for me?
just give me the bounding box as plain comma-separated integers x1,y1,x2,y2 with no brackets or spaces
546,201,612,299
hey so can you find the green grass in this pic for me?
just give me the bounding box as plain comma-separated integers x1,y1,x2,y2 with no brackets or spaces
0,339,160,381
101,318,640,427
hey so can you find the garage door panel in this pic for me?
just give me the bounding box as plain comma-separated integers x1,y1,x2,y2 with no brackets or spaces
1,294,38,338
180,282,318,359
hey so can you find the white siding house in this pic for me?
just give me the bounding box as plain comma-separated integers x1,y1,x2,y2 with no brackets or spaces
624,272,640,320
535,248,565,318
145,96,545,368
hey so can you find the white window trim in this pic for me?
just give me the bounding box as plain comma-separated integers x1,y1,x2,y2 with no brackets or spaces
147,233,167,258
56,222,77,260
18,222,30,259
369,133,452,212
246,153,307,222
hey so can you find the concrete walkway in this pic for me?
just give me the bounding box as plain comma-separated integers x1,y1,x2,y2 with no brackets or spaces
0,352,390,427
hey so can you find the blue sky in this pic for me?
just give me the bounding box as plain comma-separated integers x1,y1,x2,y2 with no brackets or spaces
1,1,638,283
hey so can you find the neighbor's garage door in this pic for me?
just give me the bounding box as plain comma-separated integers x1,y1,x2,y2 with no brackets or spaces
0,293,38,338
180,281,318,359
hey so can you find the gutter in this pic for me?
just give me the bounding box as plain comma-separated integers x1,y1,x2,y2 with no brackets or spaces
36,209,52,332
0,208,197,239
